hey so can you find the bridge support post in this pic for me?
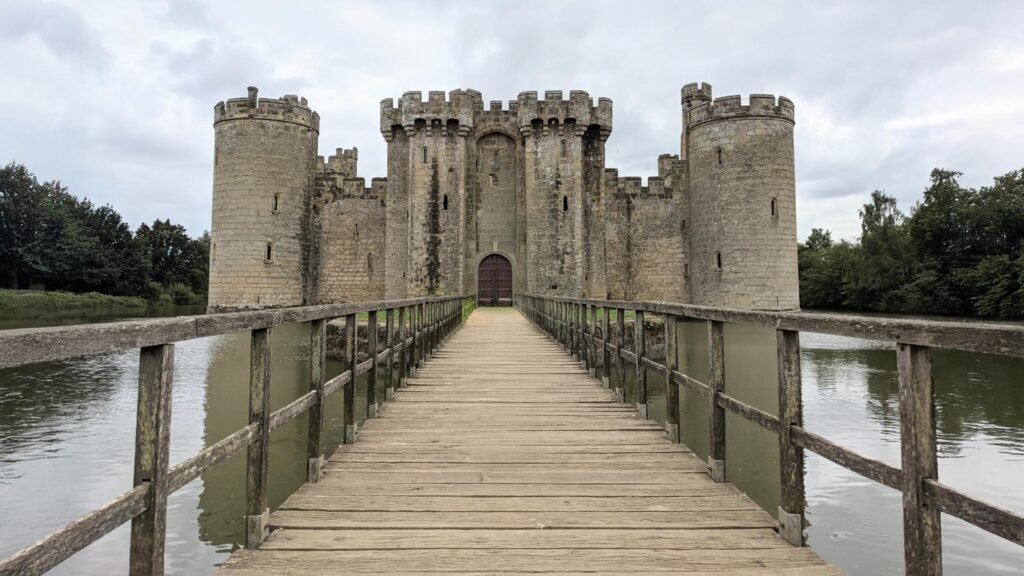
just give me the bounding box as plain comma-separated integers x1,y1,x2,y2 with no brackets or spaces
367,310,378,418
129,343,174,575
398,306,408,387
589,305,598,378
777,328,806,546
635,309,648,420
615,308,625,403
602,308,611,388
385,308,395,401
708,320,726,483
307,319,326,483
246,327,272,549
343,315,358,444
898,344,942,576
664,314,679,443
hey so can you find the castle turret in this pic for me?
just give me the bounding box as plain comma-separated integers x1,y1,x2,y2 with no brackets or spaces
208,87,320,310
683,83,798,310
380,90,482,296
517,90,612,296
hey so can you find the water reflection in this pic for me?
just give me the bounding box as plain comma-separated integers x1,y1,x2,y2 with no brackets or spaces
196,322,352,550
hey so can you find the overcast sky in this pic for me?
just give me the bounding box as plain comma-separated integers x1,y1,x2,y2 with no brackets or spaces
2,0,1022,240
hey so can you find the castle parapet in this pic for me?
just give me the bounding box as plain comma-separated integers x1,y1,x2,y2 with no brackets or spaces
685,92,795,129
380,89,483,138
214,87,320,132
319,147,358,177
516,90,613,139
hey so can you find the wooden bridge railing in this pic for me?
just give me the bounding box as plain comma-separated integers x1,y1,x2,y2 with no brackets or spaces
515,293,1024,576
0,295,469,576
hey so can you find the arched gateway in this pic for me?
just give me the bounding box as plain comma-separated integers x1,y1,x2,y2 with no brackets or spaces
477,254,512,306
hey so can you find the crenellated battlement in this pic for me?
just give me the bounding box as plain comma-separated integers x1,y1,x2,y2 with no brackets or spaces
605,171,677,200
318,147,358,177
380,89,483,138
682,82,713,107
685,91,795,129
214,87,320,132
516,90,612,139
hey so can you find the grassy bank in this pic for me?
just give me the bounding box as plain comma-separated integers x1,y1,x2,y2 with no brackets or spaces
0,289,149,319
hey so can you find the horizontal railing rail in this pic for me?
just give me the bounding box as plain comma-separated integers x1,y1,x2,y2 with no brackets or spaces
515,293,1024,576
0,295,470,576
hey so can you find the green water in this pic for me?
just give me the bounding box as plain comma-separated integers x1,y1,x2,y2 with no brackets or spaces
0,309,1021,574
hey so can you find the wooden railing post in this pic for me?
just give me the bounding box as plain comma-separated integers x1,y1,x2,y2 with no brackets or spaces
585,303,593,368
426,302,433,357
602,307,611,388
664,314,679,442
898,344,942,576
307,319,326,483
777,329,806,546
589,304,598,378
367,309,379,418
708,320,726,483
385,308,395,401
569,302,576,359
615,308,626,402
412,303,421,371
635,309,648,419
580,303,589,370
343,315,357,444
129,343,174,575
398,306,408,388
245,327,271,549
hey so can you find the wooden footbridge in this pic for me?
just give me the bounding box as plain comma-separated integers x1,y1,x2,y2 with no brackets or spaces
1,294,1022,575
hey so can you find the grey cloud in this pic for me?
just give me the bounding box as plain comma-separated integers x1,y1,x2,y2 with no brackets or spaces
1,0,1022,241
0,2,109,68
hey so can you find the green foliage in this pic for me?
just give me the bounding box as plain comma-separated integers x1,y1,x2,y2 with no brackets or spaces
0,162,209,304
800,167,1024,318
0,288,147,317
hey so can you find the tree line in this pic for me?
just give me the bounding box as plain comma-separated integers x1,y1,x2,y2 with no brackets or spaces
0,162,209,304
799,168,1024,318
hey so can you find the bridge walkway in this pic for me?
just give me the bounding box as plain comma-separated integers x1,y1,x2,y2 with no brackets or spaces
216,307,839,575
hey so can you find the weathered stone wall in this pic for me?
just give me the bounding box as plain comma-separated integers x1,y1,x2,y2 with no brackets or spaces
684,84,799,310
519,91,612,297
208,89,319,311
382,91,478,296
382,126,409,299
602,171,686,302
468,129,520,291
315,165,386,302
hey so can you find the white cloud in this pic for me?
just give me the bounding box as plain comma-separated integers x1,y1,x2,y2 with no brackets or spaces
1,0,1022,241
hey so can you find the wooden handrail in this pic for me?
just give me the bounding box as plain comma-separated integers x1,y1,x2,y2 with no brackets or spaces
515,293,1024,576
0,295,470,576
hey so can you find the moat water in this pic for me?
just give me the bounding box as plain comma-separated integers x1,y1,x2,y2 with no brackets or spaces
0,308,1021,574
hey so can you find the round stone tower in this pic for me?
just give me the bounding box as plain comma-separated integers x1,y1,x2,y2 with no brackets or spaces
208,87,320,311
683,83,799,310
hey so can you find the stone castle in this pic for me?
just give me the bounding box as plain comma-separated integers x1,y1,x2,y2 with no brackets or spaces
207,83,798,311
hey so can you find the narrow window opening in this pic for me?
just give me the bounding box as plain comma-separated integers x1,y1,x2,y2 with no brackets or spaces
367,252,373,272
684,263,689,277
272,193,279,212
771,197,778,217
265,243,273,263
422,147,428,163
489,174,496,186
560,140,567,158
443,194,449,211
716,148,723,165
562,195,569,212
492,151,499,170
716,252,722,269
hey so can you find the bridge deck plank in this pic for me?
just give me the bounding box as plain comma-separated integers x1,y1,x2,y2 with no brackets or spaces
215,308,838,575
